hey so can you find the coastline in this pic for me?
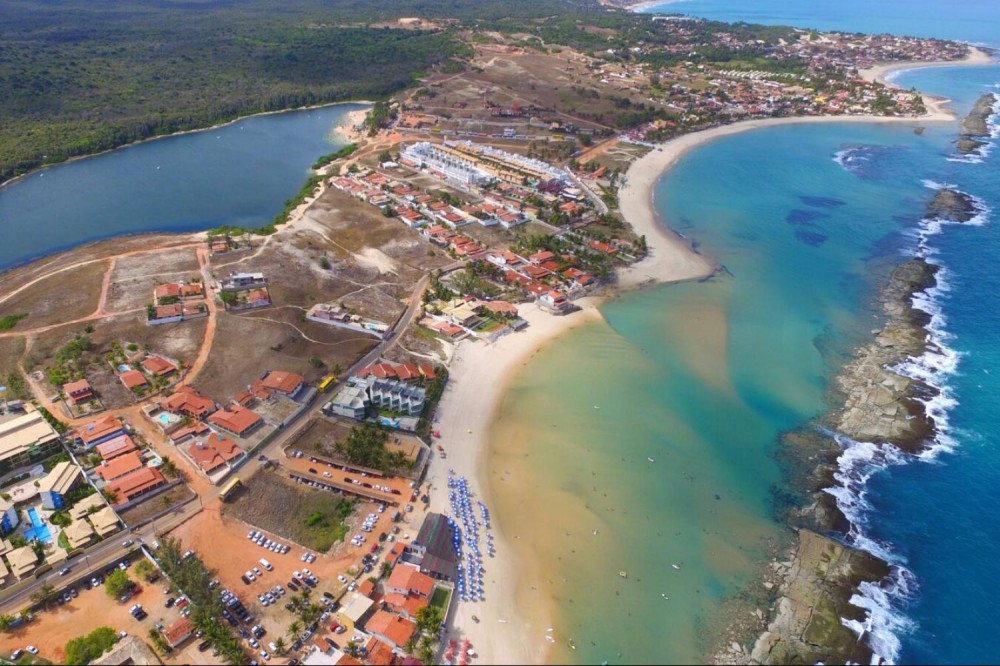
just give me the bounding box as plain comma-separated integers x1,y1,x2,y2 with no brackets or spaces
0,100,372,192
425,301,606,665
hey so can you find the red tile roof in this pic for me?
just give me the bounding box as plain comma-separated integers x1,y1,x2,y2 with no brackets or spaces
261,371,304,395
141,356,177,376
187,433,243,473
95,435,139,461
155,283,181,300
119,369,148,390
387,565,436,598
364,610,416,648
107,466,166,504
207,405,262,436
96,452,144,482
155,303,183,319
162,386,215,418
77,416,124,445
163,617,193,647
168,421,209,443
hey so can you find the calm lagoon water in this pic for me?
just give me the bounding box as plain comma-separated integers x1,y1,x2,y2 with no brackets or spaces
0,103,366,270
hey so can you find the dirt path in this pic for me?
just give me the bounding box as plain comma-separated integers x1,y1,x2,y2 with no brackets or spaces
178,248,218,388
95,257,115,316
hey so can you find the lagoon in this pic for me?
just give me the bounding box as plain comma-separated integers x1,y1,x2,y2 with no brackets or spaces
0,103,366,271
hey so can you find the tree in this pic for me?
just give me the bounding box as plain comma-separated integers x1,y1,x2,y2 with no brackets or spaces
415,605,444,636
0,614,13,632
105,569,133,599
135,558,157,582
65,627,119,665
286,620,302,642
273,637,286,654
332,363,343,376
31,582,59,608
102,489,118,503
345,640,361,658
379,561,393,579
160,457,178,478
418,635,436,663
29,538,45,561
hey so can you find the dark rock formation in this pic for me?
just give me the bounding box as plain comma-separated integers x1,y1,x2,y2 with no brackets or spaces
956,92,997,155
926,187,979,223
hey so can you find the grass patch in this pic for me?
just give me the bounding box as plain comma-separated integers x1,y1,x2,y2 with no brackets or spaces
223,472,354,552
0,313,27,331
430,586,451,610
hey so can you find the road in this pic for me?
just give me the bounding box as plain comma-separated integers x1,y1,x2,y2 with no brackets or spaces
0,265,442,614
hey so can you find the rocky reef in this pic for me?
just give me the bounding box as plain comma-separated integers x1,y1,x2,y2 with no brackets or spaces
736,187,983,665
956,92,997,155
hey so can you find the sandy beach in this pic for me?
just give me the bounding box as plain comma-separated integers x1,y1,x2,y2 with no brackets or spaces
425,301,605,664
427,49,996,664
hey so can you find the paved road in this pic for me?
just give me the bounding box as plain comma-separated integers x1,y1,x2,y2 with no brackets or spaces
0,267,443,614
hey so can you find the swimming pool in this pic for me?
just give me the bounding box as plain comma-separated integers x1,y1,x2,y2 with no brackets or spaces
23,507,52,543
157,413,173,425
118,364,130,373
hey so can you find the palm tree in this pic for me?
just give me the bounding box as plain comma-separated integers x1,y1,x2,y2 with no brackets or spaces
286,620,302,642
273,637,286,654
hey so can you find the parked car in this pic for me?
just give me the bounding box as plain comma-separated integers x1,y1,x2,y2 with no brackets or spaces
122,539,134,548
25,646,39,655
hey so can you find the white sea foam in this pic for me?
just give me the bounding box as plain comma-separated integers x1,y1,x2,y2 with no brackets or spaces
833,146,872,172
822,185,991,663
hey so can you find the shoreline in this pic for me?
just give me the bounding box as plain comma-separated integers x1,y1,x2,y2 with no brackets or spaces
0,99,372,192
440,51,996,665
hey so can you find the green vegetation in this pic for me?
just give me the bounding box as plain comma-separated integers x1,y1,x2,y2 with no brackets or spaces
312,143,358,170
134,558,158,582
155,537,247,665
334,422,409,473
0,314,28,331
37,407,67,434
104,569,133,599
30,582,59,609
430,586,451,609
3,371,29,401
45,333,91,387
0,0,477,185
301,502,352,545
64,626,119,665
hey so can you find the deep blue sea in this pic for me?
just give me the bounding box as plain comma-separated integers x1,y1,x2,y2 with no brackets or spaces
0,103,365,270
633,1,1000,663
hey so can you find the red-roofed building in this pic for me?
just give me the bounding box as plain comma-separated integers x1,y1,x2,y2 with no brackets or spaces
155,303,183,319
168,421,210,444
95,451,144,483
387,565,436,598
418,365,436,380
529,250,556,265
382,592,430,621
363,636,397,666
63,379,94,404
481,300,518,317
247,288,270,306
395,364,421,381
357,579,375,599
141,356,177,377
358,363,398,380
75,416,126,448
162,386,216,419
163,617,193,648
522,265,552,280
588,240,618,254
233,379,272,407
540,290,571,312
563,268,596,287
119,370,148,391
207,405,263,437
261,371,304,397
188,433,244,474
95,435,139,461
364,610,416,650
106,467,167,506
180,283,204,299
154,284,182,301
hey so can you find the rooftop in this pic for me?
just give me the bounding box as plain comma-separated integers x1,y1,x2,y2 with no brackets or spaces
0,410,59,461
95,452,144,482
38,460,82,495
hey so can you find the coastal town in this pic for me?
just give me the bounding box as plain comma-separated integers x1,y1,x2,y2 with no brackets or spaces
0,4,993,666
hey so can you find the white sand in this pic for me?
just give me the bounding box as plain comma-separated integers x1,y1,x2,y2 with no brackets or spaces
427,49,996,664
425,301,604,664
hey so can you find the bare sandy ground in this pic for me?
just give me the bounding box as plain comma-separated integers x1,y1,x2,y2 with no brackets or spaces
425,301,604,664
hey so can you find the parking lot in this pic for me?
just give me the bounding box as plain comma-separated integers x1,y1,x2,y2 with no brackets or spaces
168,497,413,659
0,560,182,663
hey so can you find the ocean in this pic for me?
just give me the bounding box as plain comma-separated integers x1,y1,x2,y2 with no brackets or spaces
0,103,365,271
491,3,1000,664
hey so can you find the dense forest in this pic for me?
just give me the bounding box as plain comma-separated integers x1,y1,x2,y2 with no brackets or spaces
0,0,806,184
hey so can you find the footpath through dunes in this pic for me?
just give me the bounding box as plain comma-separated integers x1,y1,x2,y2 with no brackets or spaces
751,185,987,665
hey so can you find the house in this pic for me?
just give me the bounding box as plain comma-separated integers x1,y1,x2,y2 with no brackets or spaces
246,288,271,307
405,512,459,581
336,591,375,633
386,564,436,598
91,635,160,666
162,386,216,419
480,300,518,317
154,303,183,320
366,378,426,417
63,519,95,549
529,250,556,265
187,433,244,474
362,637,396,666
69,494,107,521
222,272,267,291
0,410,62,476
63,379,94,404
94,452,144,483
233,380,272,407
167,421,209,445
141,356,177,377
363,610,416,650
563,267,596,287
7,546,38,579
0,499,19,536
106,467,167,506
154,284,182,301
327,383,369,420
540,290,571,313
95,435,139,461
381,590,429,621
88,506,121,537
163,617,194,648
261,371,304,398
180,283,204,299
588,239,618,255
119,370,148,391
207,405,262,438
37,461,83,510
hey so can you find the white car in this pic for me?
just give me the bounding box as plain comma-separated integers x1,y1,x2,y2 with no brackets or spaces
245,570,255,581
337,574,348,584
260,650,271,661
26,646,39,655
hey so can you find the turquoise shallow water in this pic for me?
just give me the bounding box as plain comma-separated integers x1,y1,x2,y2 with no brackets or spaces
0,103,365,270
493,3,1000,664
